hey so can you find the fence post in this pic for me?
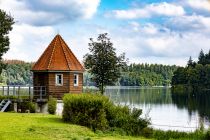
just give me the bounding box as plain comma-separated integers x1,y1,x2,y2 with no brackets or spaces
29,86,31,100
2,86,4,96
7,86,9,97
13,86,15,96
18,86,20,100
40,86,42,100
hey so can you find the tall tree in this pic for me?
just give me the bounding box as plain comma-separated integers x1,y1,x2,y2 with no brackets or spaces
0,9,14,73
84,33,127,94
187,56,196,67
198,49,205,65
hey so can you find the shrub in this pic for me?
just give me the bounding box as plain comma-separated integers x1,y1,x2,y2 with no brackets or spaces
17,101,36,113
142,127,153,138
48,96,57,114
106,106,150,136
63,93,149,135
63,94,108,131
28,102,36,113
153,129,205,140
0,95,17,101
204,129,210,140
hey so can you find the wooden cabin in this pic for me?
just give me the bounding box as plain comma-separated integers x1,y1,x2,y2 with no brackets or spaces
31,34,84,99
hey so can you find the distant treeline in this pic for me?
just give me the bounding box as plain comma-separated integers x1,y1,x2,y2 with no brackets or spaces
1,60,178,86
85,63,178,86
119,63,178,86
0,60,33,85
172,50,210,89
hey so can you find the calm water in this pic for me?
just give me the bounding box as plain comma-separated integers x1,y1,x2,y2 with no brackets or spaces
105,86,210,131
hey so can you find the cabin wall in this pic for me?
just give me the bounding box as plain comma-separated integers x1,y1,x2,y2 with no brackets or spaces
47,72,70,99
33,72,83,99
69,73,83,93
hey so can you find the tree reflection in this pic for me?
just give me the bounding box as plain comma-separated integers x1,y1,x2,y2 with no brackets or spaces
171,89,210,120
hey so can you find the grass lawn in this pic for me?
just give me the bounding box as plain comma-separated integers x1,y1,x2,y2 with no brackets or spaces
0,113,152,140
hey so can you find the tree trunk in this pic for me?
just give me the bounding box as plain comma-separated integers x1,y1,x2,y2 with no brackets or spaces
101,82,104,95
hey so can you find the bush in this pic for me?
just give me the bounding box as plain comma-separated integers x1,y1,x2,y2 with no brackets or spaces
205,129,210,140
105,105,150,136
153,129,205,140
142,127,153,138
0,95,17,101
48,96,57,114
28,102,36,113
63,94,108,131
63,93,149,135
17,101,36,113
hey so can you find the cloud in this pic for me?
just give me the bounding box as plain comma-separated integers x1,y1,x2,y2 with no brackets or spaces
0,0,100,26
166,14,210,34
107,20,210,66
129,56,189,66
185,0,210,12
106,2,185,19
3,24,55,61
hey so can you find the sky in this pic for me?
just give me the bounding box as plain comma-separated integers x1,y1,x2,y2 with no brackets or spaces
1,0,210,66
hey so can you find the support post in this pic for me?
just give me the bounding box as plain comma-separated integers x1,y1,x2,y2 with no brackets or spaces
29,86,31,100
18,86,20,100
2,86,4,96
7,86,9,97
40,86,42,100
13,86,15,96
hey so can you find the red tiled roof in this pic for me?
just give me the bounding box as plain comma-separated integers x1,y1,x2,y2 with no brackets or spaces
32,34,84,72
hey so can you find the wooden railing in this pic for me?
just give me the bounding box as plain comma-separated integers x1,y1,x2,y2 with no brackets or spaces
0,86,46,100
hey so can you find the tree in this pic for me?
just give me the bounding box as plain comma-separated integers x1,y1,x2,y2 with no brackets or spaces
187,56,196,67
198,49,205,65
187,56,193,67
84,33,127,94
0,9,14,73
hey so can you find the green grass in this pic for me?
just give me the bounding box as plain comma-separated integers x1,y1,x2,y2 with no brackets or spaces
0,113,152,140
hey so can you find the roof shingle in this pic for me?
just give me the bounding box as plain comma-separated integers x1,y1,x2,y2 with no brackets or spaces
32,34,84,71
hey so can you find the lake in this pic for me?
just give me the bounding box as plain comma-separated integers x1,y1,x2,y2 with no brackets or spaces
104,86,210,132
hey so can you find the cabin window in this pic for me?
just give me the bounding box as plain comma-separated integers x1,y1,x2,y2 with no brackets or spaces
74,74,79,86
55,74,63,86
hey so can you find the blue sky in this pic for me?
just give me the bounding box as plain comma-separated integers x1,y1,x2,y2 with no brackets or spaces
1,0,210,66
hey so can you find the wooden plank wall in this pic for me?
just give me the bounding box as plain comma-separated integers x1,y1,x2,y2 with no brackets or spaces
33,72,83,99
48,72,70,99
69,73,83,93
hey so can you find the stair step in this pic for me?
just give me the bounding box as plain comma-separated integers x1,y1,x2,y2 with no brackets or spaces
0,99,11,112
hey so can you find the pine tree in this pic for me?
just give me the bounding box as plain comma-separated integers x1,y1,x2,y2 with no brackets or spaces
187,56,194,67
198,49,205,65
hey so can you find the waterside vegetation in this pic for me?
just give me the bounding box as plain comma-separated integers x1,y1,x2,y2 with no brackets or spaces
172,50,210,91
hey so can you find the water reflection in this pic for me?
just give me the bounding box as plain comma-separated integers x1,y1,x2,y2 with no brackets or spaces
105,86,172,105
171,89,210,123
105,86,210,131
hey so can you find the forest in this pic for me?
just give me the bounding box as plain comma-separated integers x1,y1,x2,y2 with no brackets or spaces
172,50,210,89
83,63,178,86
0,60,178,86
0,60,33,85
118,63,178,86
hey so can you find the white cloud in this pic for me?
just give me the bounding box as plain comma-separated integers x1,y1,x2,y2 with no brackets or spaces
3,24,55,61
108,21,210,66
129,57,189,66
185,0,210,12
106,2,185,19
0,0,100,26
167,14,210,33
